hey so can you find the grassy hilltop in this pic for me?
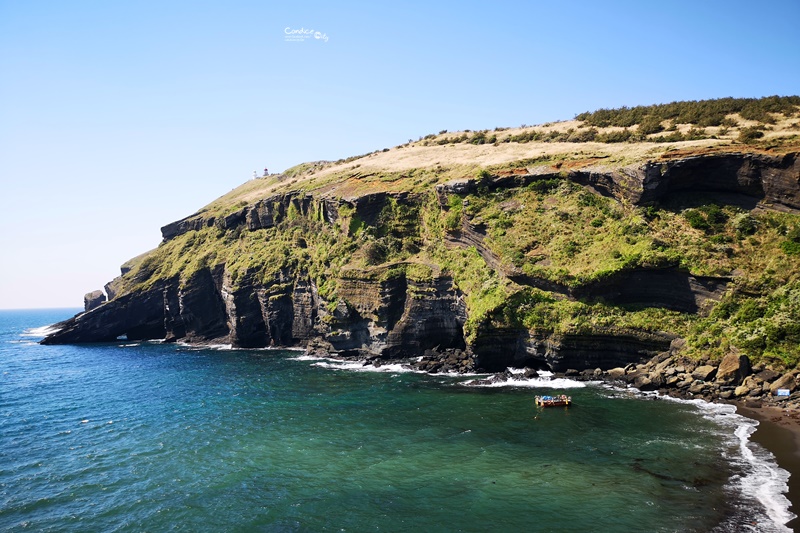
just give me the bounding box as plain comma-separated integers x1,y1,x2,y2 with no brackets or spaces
108,96,800,367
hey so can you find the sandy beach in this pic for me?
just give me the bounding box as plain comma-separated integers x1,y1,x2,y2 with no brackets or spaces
738,405,800,531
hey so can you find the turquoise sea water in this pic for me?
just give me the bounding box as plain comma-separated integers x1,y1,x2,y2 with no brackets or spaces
0,309,793,532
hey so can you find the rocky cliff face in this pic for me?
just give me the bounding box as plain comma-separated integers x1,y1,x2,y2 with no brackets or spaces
436,151,800,212
44,263,467,362
42,148,800,372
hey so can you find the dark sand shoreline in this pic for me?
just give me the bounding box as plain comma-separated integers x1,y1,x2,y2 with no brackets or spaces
738,405,800,531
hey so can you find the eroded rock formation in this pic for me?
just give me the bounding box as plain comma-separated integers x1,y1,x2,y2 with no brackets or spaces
83,290,106,312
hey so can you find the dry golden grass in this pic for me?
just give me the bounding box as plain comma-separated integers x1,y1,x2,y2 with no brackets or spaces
197,114,800,215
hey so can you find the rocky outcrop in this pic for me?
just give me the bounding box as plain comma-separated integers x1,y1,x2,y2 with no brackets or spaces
436,151,800,212
574,269,729,314
383,276,467,356
104,277,124,301
44,263,469,362
161,191,423,243
83,290,106,312
634,152,800,210
44,280,172,344
161,213,215,241
579,349,800,408
469,327,673,372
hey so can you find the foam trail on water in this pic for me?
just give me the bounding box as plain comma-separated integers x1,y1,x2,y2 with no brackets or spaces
291,353,481,376
312,360,417,374
733,418,795,531
651,396,795,531
21,325,60,337
464,368,587,389
290,353,418,373
177,342,233,351
291,353,332,361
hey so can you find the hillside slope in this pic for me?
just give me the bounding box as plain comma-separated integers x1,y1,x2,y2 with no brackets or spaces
44,97,800,373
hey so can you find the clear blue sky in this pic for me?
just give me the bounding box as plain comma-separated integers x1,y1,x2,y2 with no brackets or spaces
1,0,798,309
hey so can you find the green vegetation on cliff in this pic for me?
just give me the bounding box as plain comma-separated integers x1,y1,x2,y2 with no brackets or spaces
108,96,800,368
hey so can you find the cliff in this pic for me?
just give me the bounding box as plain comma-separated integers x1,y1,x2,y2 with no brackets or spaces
42,97,800,372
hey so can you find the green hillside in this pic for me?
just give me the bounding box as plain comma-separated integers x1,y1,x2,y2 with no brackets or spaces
56,96,800,369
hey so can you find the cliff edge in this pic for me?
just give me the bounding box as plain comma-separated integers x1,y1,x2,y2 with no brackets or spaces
43,97,800,373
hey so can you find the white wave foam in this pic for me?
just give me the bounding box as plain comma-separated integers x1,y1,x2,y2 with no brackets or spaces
651,396,795,531
176,342,233,351
290,353,330,361
311,360,418,374
21,325,60,337
732,418,795,531
175,342,304,352
207,343,233,350
292,353,484,377
464,368,588,389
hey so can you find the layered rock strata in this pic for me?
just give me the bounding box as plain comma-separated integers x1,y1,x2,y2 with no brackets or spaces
43,150,799,374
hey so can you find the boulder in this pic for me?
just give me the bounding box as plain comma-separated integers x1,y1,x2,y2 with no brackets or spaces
715,353,751,385
654,355,674,374
648,371,666,389
670,338,686,353
523,367,539,378
623,370,643,384
691,365,717,382
755,369,781,383
735,376,760,397
607,367,626,380
688,381,707,394
634,375,656,391
83,290,106,312
769,373,798,395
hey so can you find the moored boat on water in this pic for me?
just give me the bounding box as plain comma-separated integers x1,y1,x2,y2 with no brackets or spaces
535,394,572,407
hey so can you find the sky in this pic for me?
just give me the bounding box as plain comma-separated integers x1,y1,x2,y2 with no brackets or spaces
1,0,799,309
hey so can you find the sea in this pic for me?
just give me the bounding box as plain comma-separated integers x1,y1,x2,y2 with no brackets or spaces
0,308,795,532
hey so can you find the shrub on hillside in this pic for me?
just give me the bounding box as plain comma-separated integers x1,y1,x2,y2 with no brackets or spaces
596,129,633,143
566,128,598,142
684,209,711,231
444,195,463,231
738,126,765,143
527,178,561,194
684,127,709,140
781,241,800,255
650,131,685,143
637,116,664,135
363,241,388,265
733,213,758,236
575,96,800,130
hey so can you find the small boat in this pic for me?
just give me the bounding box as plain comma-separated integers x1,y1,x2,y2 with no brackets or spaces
535,394,571,407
